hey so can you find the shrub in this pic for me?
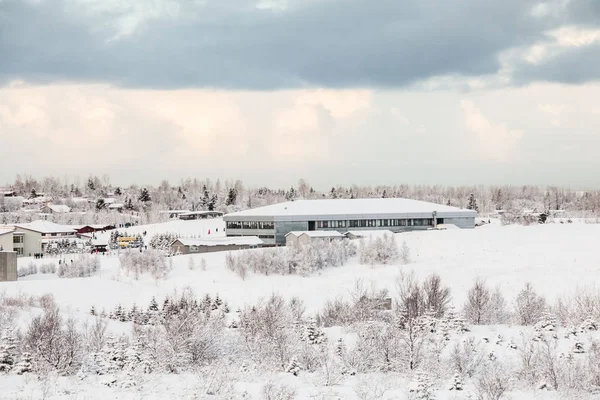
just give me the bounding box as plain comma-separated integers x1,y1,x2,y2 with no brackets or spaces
57,255,100,278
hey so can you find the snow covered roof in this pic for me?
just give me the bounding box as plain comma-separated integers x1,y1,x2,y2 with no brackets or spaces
44,204,71,213
224,198,476,221
173,236,263,247
345,230,395,238
14,220,76,234
108,203,124,209
286,231,345,238
0,227,15,236
179,211,224,216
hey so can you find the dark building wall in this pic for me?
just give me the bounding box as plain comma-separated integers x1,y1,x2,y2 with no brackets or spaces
171,243,258,255
0,252,17,281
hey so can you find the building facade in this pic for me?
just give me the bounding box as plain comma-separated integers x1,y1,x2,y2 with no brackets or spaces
170,237,263,255
14,221,77,256
224,198,477,245
0,251,17,282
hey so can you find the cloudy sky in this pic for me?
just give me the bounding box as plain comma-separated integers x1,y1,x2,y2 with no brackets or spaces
1,0,600,189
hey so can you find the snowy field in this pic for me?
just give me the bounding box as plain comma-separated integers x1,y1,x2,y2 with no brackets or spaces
5,222,599,315
1,221,600,399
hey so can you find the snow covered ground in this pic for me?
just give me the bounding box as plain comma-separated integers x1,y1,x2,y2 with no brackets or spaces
1,221,600,399
5,222,599,315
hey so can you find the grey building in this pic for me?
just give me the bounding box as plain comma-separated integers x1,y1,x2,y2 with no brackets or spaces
0,251,17,282
224,198,477,245
170,236,263,255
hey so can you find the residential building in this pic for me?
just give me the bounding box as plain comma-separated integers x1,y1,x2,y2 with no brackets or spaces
0,227,14,252
14,220,77,256
170,236,263,255
40,204,71,214
179,211,224,220
224,198,477,245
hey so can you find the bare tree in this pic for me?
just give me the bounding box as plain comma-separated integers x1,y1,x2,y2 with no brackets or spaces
515,283,546,325
464,278,491,325
476,362,511,400
422,274,451,318
25,306,82,373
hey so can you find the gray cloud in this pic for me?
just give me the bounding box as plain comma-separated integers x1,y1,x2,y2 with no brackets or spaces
0,0,568,89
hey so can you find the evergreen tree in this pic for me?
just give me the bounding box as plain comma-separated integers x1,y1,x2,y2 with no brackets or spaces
0,330,18,372
139,188,151,203
467,193,479,212
90,305,97,316
96,198,106,211
222,301,230,313
335,337,345,357
226,188,238,206
114,187,122,196
382,190,387,198
148,297,159,312
87,177,96,192
13,352,33,375
29,188,37,199
286,356,300,376
302,317,326,345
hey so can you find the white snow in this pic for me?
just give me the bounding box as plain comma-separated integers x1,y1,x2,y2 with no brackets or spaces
175,236,263,247
14,220,76,234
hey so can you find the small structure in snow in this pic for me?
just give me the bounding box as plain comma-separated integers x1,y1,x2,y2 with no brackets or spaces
0,251,17,282
179,211,224,221
170,237,263,255
285,231,345,247
344,230,394,240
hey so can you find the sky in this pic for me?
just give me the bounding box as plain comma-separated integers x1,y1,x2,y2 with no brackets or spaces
1,0,600,189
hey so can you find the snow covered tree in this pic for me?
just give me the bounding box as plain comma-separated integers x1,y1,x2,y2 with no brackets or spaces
467,193,479,212
13,352,33,375
114,187,122,196
400,240,411,265
90,305,97,316
95,198,106,211
286,356,300,376
464,278,491,325
226,188,238,206
449,373,463,391
138,188,151,203
148,297,159,313
515,282,546,325
301,318,326,345
0,330,18,372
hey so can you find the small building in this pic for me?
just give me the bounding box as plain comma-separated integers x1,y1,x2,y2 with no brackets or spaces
0,251,17,282
344,230,395,240
159,210,190,219
108,203,124,212
179,211,224,221
1,191,16,197
285,231,345,247
171,236,263,255
71,225,116,235
40,204,71,214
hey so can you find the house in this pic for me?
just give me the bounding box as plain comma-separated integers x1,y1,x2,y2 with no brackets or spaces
224,198,477,245
159,210,190,219
14,220,77,256
344,230,395,240
40,204,71,214
170,236,263,255
179,211,224,221
1,191,16,197
0,251,17,282
285,231,345,247
108,203,124,212
0,227,14,253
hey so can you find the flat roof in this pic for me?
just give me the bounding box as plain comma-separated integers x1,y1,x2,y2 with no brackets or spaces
224,198,476,221
174,236,263,247
286,231,344,238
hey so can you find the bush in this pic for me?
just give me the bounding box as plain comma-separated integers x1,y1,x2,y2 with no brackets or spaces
57,255,100,278
515,283,546,325
226,240,356,278
119,249,170,280
359,234,400,265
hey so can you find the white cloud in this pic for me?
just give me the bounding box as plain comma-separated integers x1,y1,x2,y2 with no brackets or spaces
461,100,524,162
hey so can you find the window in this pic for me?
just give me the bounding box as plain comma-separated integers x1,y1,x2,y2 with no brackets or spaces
227,221,242,229
258,235,275,239
15,248,24,255
13,236,22,244
51,233,57,237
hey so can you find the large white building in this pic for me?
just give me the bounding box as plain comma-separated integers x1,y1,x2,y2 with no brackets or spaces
224,198,477,245
14,220,77,256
